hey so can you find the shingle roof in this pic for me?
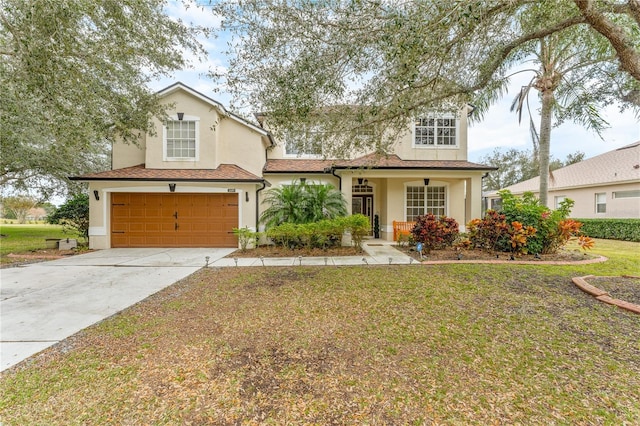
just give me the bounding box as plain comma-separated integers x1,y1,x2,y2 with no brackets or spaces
70,164,263,182
492,142,640,195
263,159,337,173
264,153,496,173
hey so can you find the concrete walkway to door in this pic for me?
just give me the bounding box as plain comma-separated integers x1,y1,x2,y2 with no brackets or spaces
0,248,233,372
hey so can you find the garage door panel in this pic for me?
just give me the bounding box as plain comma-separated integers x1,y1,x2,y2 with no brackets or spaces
111,192,238,248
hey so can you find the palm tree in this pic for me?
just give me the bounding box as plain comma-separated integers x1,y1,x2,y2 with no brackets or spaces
259,179,347,228
302,182,348,222
259,180,307,228
509,25,616,206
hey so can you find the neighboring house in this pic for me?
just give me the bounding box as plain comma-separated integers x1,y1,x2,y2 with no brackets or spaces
26,207,47,221
72,82,495,249
486,142,640,218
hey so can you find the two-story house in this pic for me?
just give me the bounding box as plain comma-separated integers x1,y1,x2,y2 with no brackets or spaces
72,83,495,249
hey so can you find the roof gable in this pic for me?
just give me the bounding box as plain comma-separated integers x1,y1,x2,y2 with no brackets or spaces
156,82,268,136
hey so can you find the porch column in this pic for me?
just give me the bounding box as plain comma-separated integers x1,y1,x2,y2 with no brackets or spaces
467,175,483,224
343,175,353,215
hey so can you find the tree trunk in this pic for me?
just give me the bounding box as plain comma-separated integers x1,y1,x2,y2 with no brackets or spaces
538,88,554,207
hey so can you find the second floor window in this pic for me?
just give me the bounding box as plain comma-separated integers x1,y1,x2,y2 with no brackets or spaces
285,129,323,157
415,115,458,147
165,119,198,160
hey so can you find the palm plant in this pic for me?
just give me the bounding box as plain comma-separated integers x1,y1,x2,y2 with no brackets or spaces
303,183,348,222
259,180,308,228
508,21,620,206
259,179,347,228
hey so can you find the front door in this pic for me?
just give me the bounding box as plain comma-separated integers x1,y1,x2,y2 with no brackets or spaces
352,194,373,235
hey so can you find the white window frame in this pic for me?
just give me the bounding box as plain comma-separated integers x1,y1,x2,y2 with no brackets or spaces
595,192,606,214
163,115,200,161
404,181,448,221
613,190,640,199
554,195,567,209
413,113,459,148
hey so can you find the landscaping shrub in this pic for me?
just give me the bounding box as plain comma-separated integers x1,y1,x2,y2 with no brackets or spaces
467,191,594,255
498,190,590,254
233,227,260,251
411,214,459,253
340,214,371,249
466,210,510,252
47,193,89,242
466,211,536,255
264,214,370,250
576,218,640,242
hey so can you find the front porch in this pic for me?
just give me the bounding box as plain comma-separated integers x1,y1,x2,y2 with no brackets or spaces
341,172,485,241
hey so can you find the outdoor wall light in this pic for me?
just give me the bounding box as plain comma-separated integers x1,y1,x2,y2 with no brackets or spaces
358,178,363,185
177,112,184,121
169,183,176,192
424,178,430,186
245,192,249,202
93,190,100,201
300,177,306,183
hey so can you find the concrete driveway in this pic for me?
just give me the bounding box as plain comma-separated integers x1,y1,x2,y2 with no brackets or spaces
0,248,234,372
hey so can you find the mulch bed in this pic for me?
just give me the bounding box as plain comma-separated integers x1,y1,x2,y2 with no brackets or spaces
1,249,82,268
398,245,597,263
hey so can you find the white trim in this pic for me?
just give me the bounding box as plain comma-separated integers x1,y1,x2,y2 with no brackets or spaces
595,192,607,214
412,113,460,149
156,83,268,135
89,226,106,236
98,186,246,245
163,117,200,162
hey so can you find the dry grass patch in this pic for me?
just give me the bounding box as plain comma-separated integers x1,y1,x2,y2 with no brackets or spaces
2,264,640,424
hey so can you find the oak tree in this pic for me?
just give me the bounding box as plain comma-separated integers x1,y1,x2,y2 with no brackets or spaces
1,0,205,197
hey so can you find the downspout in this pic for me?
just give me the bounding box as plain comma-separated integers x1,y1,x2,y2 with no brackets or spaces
330,167,342,191
256,180,267,229
481,172,489,216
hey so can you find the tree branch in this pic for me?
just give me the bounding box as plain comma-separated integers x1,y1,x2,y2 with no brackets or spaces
573,0,640,81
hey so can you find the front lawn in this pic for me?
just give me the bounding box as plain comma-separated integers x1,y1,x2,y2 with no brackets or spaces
0,224,69,264
1,241,639,424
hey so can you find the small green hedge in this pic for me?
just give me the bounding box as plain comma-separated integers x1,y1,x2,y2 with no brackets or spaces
574,218,640,242
265,214,370,249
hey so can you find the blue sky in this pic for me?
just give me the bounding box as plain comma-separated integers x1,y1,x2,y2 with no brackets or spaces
154,1,640,164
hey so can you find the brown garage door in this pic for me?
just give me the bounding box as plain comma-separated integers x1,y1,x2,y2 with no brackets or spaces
111,193,238,248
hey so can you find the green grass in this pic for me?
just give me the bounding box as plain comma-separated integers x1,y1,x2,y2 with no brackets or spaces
0,241,639,424
0,223,68,259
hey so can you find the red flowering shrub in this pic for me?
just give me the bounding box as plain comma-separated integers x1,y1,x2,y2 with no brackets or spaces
411,214,459,253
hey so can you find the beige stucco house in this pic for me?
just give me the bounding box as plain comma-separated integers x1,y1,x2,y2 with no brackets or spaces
487,142,640,218
72,83,494,249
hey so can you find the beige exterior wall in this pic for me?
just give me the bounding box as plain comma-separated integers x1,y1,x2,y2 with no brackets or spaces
140,90,266,173
217,118,268,177
550,182,640,219
112,133,146,169
265,107,470,162
87,181,260,250
145,90,220,169
392,109,469,161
